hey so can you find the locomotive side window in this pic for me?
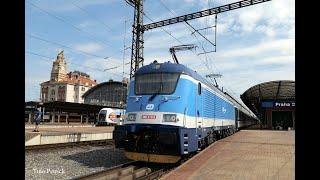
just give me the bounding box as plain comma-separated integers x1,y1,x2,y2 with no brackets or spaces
135,73,180,95
198,83,201,95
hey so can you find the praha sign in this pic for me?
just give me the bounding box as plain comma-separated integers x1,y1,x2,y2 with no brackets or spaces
274,102,295,107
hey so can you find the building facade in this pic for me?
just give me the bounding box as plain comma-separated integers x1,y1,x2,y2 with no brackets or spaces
40,51,97,103
82,80,128,108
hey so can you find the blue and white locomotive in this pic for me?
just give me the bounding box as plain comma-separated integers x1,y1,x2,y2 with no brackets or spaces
114,61,258,163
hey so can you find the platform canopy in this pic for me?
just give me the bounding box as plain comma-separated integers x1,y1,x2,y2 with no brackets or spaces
240,80,295,116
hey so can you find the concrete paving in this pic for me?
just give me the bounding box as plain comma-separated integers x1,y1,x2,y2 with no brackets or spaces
25,126,115,146
25,126,114,134
162,130,295,180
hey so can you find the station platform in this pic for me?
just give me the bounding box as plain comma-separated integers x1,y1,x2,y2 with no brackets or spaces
162,130,294,180
25,126,114,146
25,123,94,129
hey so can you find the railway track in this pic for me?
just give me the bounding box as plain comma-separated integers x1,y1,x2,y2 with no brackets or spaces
73,161,158,180
72,160,180,180
25,139,114,151
68,129,234,179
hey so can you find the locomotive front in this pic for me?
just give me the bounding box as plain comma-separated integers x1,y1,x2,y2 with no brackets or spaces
113,62,193,163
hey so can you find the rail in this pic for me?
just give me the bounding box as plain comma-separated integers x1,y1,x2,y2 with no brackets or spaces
73,160,180,180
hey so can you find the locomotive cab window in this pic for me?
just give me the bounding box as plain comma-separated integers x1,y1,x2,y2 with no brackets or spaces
198,83,202,95
135,73,180,95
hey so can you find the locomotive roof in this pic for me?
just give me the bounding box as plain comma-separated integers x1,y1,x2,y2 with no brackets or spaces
135,61,204,80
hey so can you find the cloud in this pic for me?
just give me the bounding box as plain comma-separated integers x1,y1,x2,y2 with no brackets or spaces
237,8,264,32
217,65,295,96
255,55,295,66
73,43,103,53
78,20,96,28
215,38,294,59
194,0,294,38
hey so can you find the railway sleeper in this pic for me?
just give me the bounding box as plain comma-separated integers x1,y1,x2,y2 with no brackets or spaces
100,166,134,180
133,168,152,179
118,174,133,180
136,169,164,180
119,166,135,176
118,167,153,180
98,166,151,180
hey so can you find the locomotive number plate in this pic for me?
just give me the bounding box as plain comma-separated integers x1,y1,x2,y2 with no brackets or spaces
142,115,156,119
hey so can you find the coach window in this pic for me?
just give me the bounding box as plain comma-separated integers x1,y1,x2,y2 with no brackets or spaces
198,83,201,95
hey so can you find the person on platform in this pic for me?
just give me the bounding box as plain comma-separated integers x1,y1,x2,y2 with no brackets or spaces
33,107,42,132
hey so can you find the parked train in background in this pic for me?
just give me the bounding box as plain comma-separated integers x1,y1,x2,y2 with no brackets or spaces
114,61,258,163
96,108,125,126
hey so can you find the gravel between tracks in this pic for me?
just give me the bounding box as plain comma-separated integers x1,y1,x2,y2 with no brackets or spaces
25,145,132,180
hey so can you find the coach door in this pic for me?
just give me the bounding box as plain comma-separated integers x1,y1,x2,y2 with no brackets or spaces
196,83,203,129
235,107,239,130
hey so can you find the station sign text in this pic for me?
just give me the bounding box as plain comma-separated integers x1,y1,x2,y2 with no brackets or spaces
274,102,295,107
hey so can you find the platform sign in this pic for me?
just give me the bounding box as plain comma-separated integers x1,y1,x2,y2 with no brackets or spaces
261,101,295,108
261,101,273,108
274,102,295,107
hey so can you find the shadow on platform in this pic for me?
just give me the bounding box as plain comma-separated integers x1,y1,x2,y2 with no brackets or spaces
61,147,131,168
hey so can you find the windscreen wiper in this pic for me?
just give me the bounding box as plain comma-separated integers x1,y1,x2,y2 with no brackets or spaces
148,83,162,102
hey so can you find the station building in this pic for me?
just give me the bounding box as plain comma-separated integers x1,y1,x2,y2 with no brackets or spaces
40,51,97,103
82,79,128,108
240,80,295,130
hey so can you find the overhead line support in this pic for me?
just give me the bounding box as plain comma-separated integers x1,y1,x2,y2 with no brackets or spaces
143,0,271,31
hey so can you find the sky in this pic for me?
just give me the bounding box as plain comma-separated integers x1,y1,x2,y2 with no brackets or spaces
25,0,295,102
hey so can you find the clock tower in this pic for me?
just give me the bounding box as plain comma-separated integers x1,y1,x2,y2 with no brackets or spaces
50,50,67,81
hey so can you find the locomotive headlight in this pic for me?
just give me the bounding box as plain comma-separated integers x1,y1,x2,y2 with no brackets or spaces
163,114,177,122
127,113,136,121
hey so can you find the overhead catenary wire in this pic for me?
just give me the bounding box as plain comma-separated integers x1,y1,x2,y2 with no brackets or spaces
143,12,199,59
201,0,239,96
26,1,110,48
68,0,137,50
26,51,103,72
28,0,199,74
157,1,209,70
156,0,215,68
158,0,215,50
27,0,132,66
69,0,113,32
203,0,219,86
27,33,130,66
27,0,130,63
158,0,195,33
27,33,104,59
